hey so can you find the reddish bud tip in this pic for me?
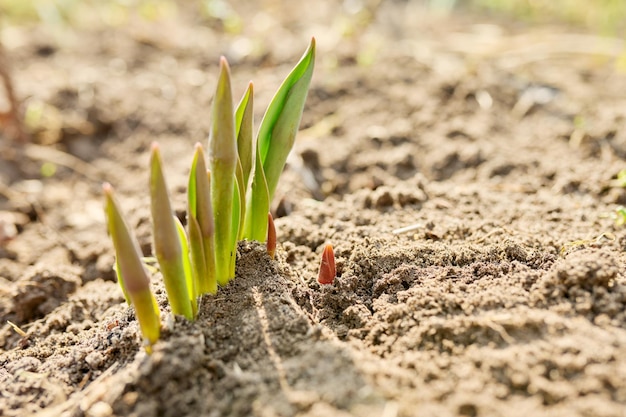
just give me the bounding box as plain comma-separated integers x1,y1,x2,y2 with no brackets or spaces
317,243,336,285
267,213,276,259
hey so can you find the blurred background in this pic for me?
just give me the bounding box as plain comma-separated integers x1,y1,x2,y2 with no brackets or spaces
1,0,625,35
1,0,625,199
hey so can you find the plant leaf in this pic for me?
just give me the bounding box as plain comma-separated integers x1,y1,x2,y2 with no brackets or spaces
188,214,206,297
243,143,270,241
174,216,196,317
189,144,217,294
235,82,254,202
103,183,160,352
256,37,315,202
229,176,241,279
150,143,194,320
235,83,254,240
114,257,130,304
209,57,237,285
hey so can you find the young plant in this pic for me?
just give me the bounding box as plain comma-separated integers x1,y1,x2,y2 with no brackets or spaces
150,143,195,320
317,243,336,285
244,38,316,242
104,39,316,351
103,183,160,354
187,144,217,295
210,58,238,285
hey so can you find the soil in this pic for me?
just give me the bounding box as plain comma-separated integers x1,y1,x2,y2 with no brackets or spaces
2,1,626,416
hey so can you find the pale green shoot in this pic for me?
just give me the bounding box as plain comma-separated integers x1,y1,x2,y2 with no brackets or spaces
103,183,160,354
188,144,217,295
150,143,194,320
234,82,254,240
244,37,316,241
209,57,238,285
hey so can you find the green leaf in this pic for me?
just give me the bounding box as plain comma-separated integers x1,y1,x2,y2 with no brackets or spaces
229,176,241,279
235,82,254,199
174,216,196,317
103,183,160,352
209,57,237,286
243,144,270,241
235,83,254,240
150,143,194,320
188,144,217,294
114,257,130,305
256,37,315,202
187,214,206,297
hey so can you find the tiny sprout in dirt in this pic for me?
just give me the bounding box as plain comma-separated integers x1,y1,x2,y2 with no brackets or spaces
103,39,315,353
103,183,161,353
317,243,336,285
267,213,276,260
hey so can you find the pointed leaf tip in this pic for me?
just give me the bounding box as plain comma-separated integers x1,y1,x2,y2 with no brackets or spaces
255,39,316,204
317,244,336,285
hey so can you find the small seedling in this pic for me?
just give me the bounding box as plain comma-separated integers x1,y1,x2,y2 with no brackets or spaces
317,243,336,285
104,40,315,352
103,183,161,353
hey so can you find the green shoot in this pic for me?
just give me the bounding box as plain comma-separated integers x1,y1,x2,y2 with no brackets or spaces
258,38,316,201
235,82,254,240
150,143,194,320
209,57,238,285
244,37,316,241
103,183,160,353
174,216,197,317
243,139,271,242
188,144,217,295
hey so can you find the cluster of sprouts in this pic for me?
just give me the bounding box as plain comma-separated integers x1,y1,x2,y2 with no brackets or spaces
104,40,337,353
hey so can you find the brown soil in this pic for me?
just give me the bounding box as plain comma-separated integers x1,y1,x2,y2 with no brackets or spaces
2,2,626,416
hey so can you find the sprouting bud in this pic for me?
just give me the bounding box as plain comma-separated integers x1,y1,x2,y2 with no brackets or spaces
103,182,161,352
317,243,336,285
266,212,276,259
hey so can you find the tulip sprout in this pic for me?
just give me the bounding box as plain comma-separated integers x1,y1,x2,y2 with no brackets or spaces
266,213,277,260
317,243,336,285
103,183,161,353
103,39,315,352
